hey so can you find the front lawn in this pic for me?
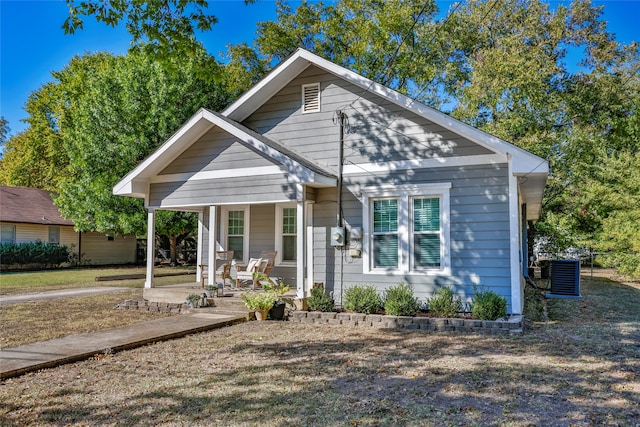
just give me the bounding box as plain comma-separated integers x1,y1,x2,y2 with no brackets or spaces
0,266,194,294
0,270,638,426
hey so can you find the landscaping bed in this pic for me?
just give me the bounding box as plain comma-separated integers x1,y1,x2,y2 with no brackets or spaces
290,310,523,334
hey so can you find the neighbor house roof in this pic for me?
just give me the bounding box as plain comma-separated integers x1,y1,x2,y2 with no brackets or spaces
0,186,74,226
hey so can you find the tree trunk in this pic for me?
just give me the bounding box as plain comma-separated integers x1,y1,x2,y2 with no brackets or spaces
170,235,178,266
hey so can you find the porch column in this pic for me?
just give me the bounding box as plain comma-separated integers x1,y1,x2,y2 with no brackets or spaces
296,187,306,299
145,208,155,289
305,201,314,297
208,205,217,286
196,211,205,284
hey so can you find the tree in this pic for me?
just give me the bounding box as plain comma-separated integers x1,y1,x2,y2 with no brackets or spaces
63,0,255,61
1,49,232,264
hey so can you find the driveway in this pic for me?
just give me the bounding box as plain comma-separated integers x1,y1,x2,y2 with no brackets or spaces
0,287,131,306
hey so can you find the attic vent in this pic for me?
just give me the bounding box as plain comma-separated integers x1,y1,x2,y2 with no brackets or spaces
302,83,320,113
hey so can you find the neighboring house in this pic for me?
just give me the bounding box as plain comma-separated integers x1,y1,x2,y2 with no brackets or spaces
114,49,548,314
1,186,137,266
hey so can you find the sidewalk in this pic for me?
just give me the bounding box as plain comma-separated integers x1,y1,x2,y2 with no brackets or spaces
1,311,246,379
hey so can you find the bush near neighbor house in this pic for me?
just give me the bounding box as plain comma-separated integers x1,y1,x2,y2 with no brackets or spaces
471,286,508,320
344,284,382,314
0,241,72,269
383,282,421,316
427,287,463,318
307,285,335,312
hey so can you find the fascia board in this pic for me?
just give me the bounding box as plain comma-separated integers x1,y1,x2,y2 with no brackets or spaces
113,109,214,196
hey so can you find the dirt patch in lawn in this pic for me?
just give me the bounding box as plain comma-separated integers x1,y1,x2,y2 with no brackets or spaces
0,272,638,426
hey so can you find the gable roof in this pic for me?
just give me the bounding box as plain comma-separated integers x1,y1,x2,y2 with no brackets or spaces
224,48,548,177
113,108,336,198
0,186,74,226
114,48,548,218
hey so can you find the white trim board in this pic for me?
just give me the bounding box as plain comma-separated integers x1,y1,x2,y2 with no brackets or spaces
343,154,506,175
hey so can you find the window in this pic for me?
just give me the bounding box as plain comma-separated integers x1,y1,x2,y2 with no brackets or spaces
48,226,60,245
302,83,320,113
276,204,297,264
372,199,398,268
412,197,441,268
1,225,15,244
227,210,245,260
363,183,451,275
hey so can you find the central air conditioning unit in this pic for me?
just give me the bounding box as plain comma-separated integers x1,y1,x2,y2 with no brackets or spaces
546,259,582,299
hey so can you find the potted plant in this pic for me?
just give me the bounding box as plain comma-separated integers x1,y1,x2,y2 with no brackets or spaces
263,282,291,320
204,285,216,297
186,293,201,308
241,291,276,321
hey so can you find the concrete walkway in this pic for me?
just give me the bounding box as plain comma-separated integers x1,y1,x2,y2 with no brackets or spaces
0,287,131,306
0,311,246,379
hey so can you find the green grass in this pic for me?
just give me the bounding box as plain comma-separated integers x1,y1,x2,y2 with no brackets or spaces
0,266,195,294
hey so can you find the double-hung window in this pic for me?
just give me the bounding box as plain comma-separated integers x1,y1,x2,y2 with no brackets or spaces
412,197,441,269
372,199,399,268
363,183,450,275
221,206,249,262
48,226,60,245
276,204,297,264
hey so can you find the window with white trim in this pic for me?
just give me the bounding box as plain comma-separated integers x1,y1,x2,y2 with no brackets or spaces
221,206,250,262
275,204,297,264
302,83,320,113
363,183,451,275
372,199,399,268
1,225,15,244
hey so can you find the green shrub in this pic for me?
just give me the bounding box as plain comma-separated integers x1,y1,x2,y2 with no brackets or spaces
0,241,72,268
307,286,335,312
384,282,420,316
471,286,507,320
427,287,462,318
343,284,382,314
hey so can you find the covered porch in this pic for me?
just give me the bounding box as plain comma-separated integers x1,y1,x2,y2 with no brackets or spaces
142,194,320,303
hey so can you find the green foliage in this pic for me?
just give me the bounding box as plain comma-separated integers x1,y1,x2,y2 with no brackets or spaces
307,286,335,312
427,287,462,318
186,294,202,307
63,0,256,62
383,282,421,316
241,291,276,311
343,284,382,314
0,241,72,268
471,287,507,320
0,50,232,239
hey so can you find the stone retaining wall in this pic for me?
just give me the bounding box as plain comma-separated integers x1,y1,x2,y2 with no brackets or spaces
114,299,184,314
290,311,523,335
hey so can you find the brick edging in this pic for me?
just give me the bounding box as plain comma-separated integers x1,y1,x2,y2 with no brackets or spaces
114,299,184,314
289,311,523,335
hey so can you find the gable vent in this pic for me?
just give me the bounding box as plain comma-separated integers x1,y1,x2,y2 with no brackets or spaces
302,83,320,113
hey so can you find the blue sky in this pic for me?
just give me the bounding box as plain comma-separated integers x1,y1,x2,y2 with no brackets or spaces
1,0,638,138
